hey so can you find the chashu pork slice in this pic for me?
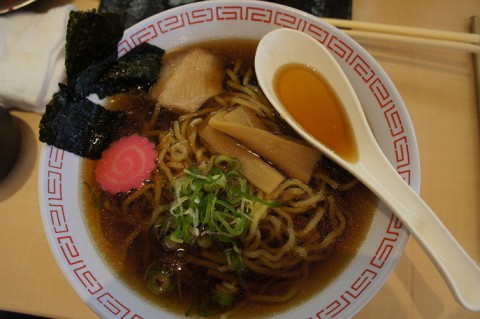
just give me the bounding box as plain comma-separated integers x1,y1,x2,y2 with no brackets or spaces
151,48,225,113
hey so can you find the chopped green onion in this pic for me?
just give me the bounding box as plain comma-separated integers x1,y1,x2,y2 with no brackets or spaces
214,155,241,171
152,155,281,254
225,249,244,272
231,188,284,208
197,232,212,248
211,282,238,307
146,268,174,294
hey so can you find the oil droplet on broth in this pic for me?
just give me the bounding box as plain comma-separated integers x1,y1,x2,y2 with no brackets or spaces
274,63,358,162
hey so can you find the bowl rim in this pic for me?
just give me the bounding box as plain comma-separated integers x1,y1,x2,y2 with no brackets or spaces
38,1,420,318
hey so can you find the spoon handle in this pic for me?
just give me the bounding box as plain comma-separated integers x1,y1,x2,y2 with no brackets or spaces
356,149,480,311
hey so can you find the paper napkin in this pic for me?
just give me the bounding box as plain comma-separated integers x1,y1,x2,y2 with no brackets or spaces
0,5,75,113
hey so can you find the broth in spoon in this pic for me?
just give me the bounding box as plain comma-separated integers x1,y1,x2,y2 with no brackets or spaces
274,63,358,162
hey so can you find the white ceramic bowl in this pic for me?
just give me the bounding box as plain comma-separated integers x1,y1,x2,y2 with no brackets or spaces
38,1,419,318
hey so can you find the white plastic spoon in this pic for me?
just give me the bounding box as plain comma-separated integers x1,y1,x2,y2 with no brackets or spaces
255,28,480,312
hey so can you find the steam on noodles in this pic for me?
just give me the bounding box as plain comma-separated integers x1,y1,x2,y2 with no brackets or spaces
82,40,375,318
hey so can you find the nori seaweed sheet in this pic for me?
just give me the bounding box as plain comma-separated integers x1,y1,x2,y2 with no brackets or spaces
88,43,165,98
99,0,168,29
66,10,124,85
73,50,118,99
39,85,126,159
99,0,351,29
40,10,164,159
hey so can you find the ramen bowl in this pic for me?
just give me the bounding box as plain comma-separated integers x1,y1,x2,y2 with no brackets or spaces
38,1,419,318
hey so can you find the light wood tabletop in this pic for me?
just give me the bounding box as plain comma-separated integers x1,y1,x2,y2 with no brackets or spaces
0,0,479,318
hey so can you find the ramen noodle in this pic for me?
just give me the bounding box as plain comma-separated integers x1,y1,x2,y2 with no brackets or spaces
82,39,376,318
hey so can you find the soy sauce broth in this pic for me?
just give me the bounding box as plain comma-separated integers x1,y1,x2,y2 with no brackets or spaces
82,38,376,318
274,63,358,162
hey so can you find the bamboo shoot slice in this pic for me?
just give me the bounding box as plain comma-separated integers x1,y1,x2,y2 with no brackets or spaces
222,106,267,130
208,117,321,183
198,125,285,194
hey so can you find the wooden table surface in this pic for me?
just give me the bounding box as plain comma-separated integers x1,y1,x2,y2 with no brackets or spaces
0,0,479,318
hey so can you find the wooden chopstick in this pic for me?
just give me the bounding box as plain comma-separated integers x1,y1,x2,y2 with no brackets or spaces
471,16,480,123
342,29,480,53
323,18,480,53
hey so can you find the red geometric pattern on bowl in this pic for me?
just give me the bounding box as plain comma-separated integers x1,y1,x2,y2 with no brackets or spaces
41,2,417,318
45,148,143,318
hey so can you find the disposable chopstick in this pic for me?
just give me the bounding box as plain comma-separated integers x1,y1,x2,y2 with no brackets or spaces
323,18,480,53
342,29,480,53
323,18,480,44
471,16,480,123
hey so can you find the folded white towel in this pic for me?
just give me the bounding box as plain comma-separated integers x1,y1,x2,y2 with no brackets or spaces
0,5,75,113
